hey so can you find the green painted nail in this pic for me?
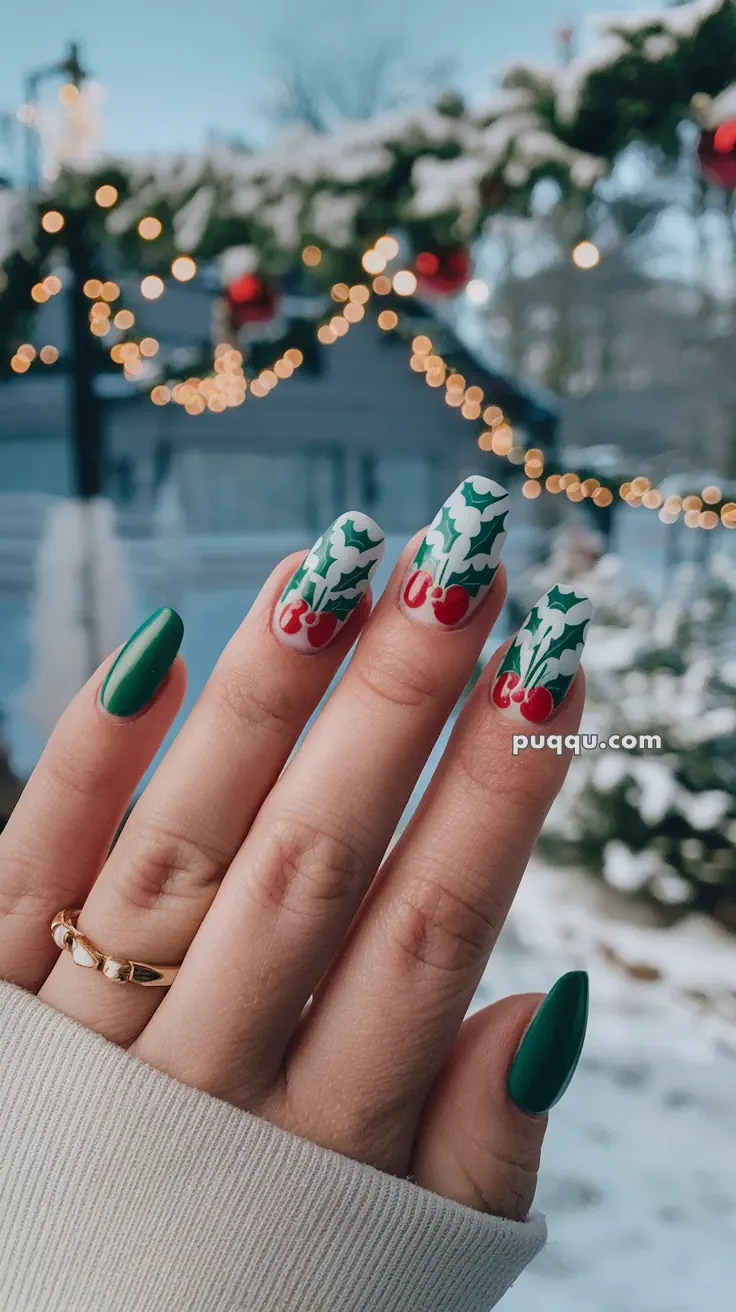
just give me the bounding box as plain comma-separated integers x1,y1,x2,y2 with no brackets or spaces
100,607,183,718
507,970,589,1116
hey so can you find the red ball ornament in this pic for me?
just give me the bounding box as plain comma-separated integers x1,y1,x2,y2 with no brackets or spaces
226,272,280,326
697,121,736,189
414,243,470,296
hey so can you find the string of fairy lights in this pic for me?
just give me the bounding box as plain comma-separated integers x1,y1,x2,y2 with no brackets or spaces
9,195,736,529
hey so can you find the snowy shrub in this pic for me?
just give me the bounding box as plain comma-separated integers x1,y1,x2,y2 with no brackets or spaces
536,550,736,931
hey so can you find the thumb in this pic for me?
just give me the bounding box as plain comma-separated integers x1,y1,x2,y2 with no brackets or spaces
410,972,589,1221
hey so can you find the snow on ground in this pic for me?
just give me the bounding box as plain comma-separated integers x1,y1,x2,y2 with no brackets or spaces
483,860,736,1312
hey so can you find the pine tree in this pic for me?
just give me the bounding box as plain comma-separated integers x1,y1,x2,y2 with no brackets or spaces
539,552,736,931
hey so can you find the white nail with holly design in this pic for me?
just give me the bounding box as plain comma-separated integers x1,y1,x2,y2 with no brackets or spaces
273,512,385,653
400,476,510,629
491,584,593,725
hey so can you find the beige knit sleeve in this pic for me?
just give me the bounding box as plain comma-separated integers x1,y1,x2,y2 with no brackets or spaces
0,981,545,1311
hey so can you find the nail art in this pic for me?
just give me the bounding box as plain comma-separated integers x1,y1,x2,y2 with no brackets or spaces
273,512,385,653
100,607,183,718
400,476,509,629
507,970,589,1116
491,584,592,724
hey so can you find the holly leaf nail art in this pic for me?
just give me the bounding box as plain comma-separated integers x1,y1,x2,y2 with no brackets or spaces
414,536,437,574
326,593,361,621
340,518,379,554
546,585,584,614
334,557,376,592
447,560,497,597
540,672,571,702
523,604,544,641
467,510,508,560
301,576,318,609
434,504,459,555
311,534,338,577
502,639,522,679
281,562,308,603
461,480,508,512
540,618,591,666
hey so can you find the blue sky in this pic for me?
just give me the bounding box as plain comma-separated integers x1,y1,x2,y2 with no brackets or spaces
1,0,651,159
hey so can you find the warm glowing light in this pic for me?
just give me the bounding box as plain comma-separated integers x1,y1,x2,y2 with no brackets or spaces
425,370,445,387
375,235,400,260
330,283,350,302
343,302,364,323
249,380,267,397
412,336,432,355
172,256,196,282
445,392,464,408
425,355,444,371
546,475,562,494
372,275,392,295
330,316,349,337
110,344,125,364
466,279,490,305
302,244,322,267
446,373,466,391
522,480,542,499
572,241,600,270
90,320,110,337
700,510,719,529
483,405,504,426
114,309,134,330
140,337,159,357
185,396,205,415
349,284,370,304
682,494,702,512
41,211,64,234
683,509,700,528
141,275,164,300
39,345,59,364
477,431,493,451
284,348,303,367
17,343,36,362
10,355,30,373
491,426,514,455
101,281,120,302
465,385,483,403
90,301,111,318
410,355,426,372
274,359,293,379
392,270,417,296
619,482,632,499
580,478,599,497
702,485,721,505
377,310,398,330
566,481,584,501
42,275,62,295
593,487,613,507
362,250,387,275
151,385,171,405
138,216,162,240
120,342,139,362
461,401,482,419
317,324,336,344
58,83,80,106
631,476,650,493
83,279,103,299
507,446,527,466
95,185,118,208
525,460,544,478
642,489,663,509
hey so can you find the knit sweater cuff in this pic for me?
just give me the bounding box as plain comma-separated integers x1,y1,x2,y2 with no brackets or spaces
0,981,545,1311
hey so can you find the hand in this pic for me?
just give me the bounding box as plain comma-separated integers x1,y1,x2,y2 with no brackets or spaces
0,484,590,1222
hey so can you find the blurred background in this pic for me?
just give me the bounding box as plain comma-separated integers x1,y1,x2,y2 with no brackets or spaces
1,1,735,1307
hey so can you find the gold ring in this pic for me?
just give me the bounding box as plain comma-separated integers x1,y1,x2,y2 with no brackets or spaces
50,909,180,987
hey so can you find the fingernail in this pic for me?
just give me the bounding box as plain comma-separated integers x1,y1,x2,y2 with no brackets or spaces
508,970,589,1116
400,476,509,629
491,584,592,724
100,607,183,718
272,512,385,653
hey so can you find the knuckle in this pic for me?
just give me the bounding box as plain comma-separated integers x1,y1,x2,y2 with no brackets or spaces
352,638,444,712
464,1143,540,1221
46,734,122,803
213,659,299,739
247,811,366,921
389,871,500,980
113,818,230,912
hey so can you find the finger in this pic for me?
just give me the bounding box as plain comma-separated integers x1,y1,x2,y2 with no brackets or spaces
133,477,510,1092
287,585,591,1169
39,516,383,1044
0,608,185,992
412,974,589,1220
